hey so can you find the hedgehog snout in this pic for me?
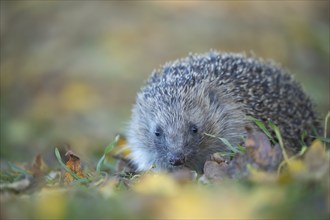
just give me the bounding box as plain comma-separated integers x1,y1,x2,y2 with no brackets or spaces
168,151,186,166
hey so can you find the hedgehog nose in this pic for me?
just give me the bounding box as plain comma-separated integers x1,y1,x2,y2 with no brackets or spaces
169,153,186,166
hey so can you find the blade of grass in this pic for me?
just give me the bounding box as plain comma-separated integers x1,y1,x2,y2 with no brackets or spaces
269,123,288,162
324,112,330,149
204,133,239,153
247,116,276,144
70,178,91,185
96,135,120,173
310,136,330,144
237,144,246,154
299,131,308,147
277,146,307,176
219,137,239,153
268,122,291,177
7,162,33,178
214,152,236,157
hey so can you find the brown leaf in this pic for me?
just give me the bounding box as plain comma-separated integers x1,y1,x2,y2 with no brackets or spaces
201,153,248,182
202,160,230,182
33,154,48,176
25,154,48,178
63,151,85,185
170,167,197,184
202,128,284,182
245,130,283,171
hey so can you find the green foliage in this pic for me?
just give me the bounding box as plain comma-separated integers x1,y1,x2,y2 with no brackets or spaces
96,135,119,173
247,116,276,144
204,133,245,155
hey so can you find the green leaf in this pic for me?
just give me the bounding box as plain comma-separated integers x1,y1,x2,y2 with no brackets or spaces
237,144,246,154
218,137,239,153
204,133,239,153
96,135,120,173
96,155,106,173
248,116,276,144
269,123,288,162
70,178,91,185
7,162,32,178
214,152,236,157
310,136,330,144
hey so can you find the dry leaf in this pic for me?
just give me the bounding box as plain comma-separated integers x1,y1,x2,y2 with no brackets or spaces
245,130,283,171
303,140,329,180
25,154,48,178
287,159,306,174
63,151,85,185
35,189,67,219
248,165,279,183
132,173,179,196
169,167,197,184
202,160,231,182
202,129,284,182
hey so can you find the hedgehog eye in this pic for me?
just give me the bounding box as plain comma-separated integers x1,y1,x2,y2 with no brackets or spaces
154,127,163,137
190,124,198,134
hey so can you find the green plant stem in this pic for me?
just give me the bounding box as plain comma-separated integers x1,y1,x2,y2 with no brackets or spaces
96,135,120,173
324,111,330,149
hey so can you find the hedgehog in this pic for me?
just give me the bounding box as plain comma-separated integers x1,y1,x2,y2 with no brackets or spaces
127,51,321,173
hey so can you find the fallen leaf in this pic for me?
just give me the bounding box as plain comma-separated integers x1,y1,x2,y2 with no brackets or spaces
202,160,230,182
132,173,179,196
248,165,278,183
245,130,283,171
169,167,197,184
287,159,306,175
202,129,284,183
25,154,48,178
35,188,67,219
303,140,329,180
63,151,85,185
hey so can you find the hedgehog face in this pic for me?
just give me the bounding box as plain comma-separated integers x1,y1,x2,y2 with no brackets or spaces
128,99,205,172
148,116,203,172
127,81,248,173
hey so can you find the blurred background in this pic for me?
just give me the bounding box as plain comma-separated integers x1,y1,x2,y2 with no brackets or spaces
1,1,329,161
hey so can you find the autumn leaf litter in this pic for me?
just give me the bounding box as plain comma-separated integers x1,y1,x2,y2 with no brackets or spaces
0,115,329,219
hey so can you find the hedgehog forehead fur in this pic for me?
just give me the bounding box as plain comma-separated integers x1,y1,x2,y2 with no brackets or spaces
127,50,321,172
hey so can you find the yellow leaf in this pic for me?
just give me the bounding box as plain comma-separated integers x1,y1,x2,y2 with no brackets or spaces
159,185,284,219
248,165,278,183
132,173,179,196
163,190,217,219
287,159,306,174
35,189,67,219
98,178,119,198
111,135,131,158
304,140,329,179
